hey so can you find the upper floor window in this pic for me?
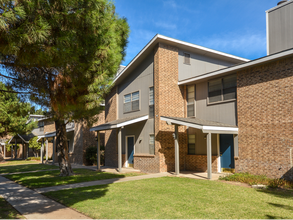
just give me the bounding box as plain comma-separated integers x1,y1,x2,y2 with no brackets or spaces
208,74,236,104
184,53,190,65
187,85,195,117
124,91,139,113
149,87,154,118
38,121,44,131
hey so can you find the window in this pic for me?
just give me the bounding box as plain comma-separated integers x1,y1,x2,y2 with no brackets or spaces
124,91,139,113
149,87,154,118
188,134,196,155
149,134,155,155
184,53,190,64
208,74,236,104
38,121,44,131
187,85,195,117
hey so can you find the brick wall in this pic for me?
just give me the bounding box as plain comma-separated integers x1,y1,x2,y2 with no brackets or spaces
104,87,118,167
185,155,218,173
44,120,55,133
237,56,293,180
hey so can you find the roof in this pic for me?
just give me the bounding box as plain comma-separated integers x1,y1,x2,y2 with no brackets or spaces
8,133,36,144
178,47,293,85
114,34,249,85
266,0,293,13
90,115,149,132
160,116,238,134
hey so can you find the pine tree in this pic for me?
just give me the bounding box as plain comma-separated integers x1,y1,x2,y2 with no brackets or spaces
0,0,129,176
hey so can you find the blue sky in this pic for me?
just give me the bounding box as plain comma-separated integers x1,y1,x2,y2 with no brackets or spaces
115,0,279,66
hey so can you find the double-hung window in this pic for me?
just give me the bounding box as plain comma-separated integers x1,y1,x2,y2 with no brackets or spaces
149,87,154,118
184,53,191,65
208,74,236,104
124,91,139,113
187,85,195,117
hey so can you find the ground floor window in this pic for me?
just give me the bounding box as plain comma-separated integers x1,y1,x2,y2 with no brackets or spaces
188,134,196,155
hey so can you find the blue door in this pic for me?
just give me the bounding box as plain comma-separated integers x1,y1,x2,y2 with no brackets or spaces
127,137,134,167
220,134,235,169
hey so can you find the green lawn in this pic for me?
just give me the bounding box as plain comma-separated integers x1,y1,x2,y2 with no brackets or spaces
5,169,143,189
0,196,24,219
44,177,293,219
0,164,58,174
0,160,39,166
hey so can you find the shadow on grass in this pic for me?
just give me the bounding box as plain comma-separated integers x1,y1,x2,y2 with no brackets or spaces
256,188,293,199
5,169,131,189
0,164,57,174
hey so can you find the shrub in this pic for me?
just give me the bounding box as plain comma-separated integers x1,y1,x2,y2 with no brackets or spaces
85,145,105,166
26,156,52,161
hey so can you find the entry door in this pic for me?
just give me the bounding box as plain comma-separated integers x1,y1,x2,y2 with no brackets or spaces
126,136,134,167
220,134,235,169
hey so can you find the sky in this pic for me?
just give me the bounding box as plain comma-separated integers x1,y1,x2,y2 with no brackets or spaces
114,0,280,66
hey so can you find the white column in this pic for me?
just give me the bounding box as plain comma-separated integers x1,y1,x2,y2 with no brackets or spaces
97,131,101,170
41,139,44,164
118,128,122,172
174,125,180,175
4,144,6,158
52,137,55,165
22,141,24,160
45,138,48,163
207,133,212,180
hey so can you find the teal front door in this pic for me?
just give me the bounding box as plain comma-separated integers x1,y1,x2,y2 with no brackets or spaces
220,134,235,169
127,136,134,167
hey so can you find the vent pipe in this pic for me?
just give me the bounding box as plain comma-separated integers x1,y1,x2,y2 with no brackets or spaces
277,0,287,5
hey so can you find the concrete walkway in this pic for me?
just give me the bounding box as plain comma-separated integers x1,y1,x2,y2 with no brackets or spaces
0,176,90,219
36,172,170,193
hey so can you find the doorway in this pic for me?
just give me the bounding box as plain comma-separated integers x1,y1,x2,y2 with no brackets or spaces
125,136,135,167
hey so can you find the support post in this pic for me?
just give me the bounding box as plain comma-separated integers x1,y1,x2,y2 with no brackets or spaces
174,125,180,175
22,141,24,160
97,131,101,170
52,137,55,165
117,128,122,172
4,144,6,158
15,138,17,159
45,138,48,163
207,133,212,180
41,139,44,164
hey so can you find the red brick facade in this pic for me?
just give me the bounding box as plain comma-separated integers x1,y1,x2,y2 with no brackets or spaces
237,56,293,180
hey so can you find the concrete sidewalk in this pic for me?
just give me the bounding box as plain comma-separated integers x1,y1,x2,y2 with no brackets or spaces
0,176,90,219
36,172,170,193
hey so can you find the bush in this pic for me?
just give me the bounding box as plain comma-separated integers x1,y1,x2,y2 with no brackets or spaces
26,156,52,161
219,172,293,189
85,145,105,166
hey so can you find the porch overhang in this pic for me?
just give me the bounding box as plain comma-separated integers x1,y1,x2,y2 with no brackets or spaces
90,115,149,132
160,116,238,134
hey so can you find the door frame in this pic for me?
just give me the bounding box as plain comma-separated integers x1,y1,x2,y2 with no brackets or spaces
219,134,235,172
125,135,135,168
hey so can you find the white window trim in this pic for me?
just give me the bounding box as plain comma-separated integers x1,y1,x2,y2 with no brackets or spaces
123,90,140,113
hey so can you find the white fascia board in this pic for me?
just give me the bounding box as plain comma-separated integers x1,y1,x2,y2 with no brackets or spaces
178,48,293,85
202,126,238,134
90,124,117,132
160,117,203,130
158,35,249,62
66,128,74,133
117,115,149,128
7,136,14,144
45,132,56,138
17,134,29,144
114,34,249,85
266,0,293,13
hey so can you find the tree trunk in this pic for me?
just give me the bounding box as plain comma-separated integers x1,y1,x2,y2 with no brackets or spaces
55,119,73,176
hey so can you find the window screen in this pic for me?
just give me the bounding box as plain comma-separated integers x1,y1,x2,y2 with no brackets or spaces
149,87,154,118
187,85,195,117
188,134,196,155
184,53,191,64
149,134,155,155
223,75,237,101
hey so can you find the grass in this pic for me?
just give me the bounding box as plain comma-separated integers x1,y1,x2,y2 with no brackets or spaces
5,168,143,189
0,196,24,219
0,164,58,174
219,172,293,189
0,160,39,166
44,176,293,219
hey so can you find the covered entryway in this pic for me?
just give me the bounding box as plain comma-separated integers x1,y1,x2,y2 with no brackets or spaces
90,115,149,172
220,134,235,172
160,116,238,179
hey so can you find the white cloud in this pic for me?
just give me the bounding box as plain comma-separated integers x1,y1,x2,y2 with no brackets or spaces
155,21,177,30
163,0,199,14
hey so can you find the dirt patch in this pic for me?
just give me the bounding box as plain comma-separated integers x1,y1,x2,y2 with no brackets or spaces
218,180,252,188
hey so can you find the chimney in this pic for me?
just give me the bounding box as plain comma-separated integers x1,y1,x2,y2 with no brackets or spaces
277,0,287,5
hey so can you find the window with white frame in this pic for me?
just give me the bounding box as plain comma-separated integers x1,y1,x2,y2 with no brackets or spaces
187,85,195,117
124,91,139,113
149,134,155,155
188,134,196,155
38,121,44,131
149,87,154,118
208,74,237,104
